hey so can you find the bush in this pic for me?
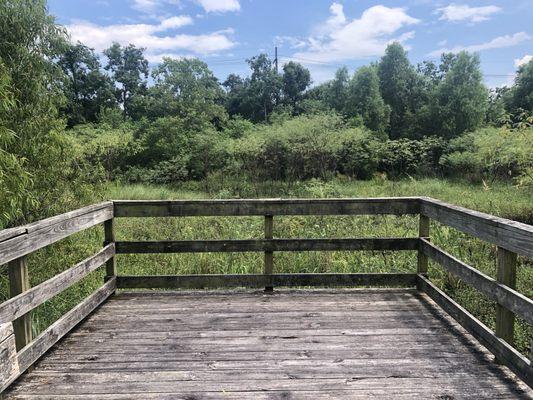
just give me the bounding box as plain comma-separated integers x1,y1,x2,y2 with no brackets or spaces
441,127,533,185
336,129,382,179
379,137,448,179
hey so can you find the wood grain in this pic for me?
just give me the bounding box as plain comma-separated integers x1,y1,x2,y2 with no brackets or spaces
116,273,418,289
0,203,113,266
16,278,116,374
420,197,533,259
116,237,419,254
113,198,420,217
3,289,531,398
0,245,114,324
420,239,533,325
417,274,532,389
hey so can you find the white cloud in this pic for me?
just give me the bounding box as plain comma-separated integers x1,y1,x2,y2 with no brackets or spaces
274,36,307,49
132,0,181,12
293,4,419,63
196,0,240,12
514,54,532,67
436,3,501,23
67,16,235,60
428,32,532,57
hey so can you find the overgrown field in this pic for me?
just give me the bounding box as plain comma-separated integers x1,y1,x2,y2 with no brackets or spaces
1,178,532,356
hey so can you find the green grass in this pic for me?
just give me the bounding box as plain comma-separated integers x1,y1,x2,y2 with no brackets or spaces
1,177,532,356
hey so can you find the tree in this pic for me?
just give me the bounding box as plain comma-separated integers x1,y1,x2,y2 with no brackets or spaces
223,73,246,116
0,0,85,226
282,61,311,110
59,42,116,126
104,43,149,120
246,54,282,121
378,42,418,138
509,59,533,112
327,67,350,114
149,57,226,126
346,66,390,133
433,51,488,138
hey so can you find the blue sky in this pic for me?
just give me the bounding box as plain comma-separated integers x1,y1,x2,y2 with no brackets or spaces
48,0,532,87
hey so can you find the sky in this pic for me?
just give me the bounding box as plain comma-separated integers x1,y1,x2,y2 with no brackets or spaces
48,0,532,87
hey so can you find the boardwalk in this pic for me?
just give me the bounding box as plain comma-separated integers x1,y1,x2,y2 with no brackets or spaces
4,289,532,399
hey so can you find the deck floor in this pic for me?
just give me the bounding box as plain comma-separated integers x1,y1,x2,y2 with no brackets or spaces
4,289,533,399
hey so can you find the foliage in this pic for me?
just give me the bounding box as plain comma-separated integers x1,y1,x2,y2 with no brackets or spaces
378,42,419,138
0,0,102,227
432,52,488,138
379,137,448,179
58,42,116,126
282,61,311,110
346,65,390,133
441,127,533,185
148,57,227,125
508,59,533,113
104,43,149,120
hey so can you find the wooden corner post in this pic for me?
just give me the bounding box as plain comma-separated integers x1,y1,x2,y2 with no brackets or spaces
8,256,32,350
264,215,274,293
104,218,117,279
495,246,517,354
417,215,430,275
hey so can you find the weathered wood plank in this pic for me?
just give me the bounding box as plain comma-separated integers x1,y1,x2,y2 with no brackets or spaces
8,257,32,351
420,239,533,325
0,245,115,324
116,237,419,254
417,215,429,274
264,215,273,292
495,247,518,351
3,391,526,400
0,323,19,393
420,197,533,259
103,219,116,278
113,198,421,217
16,278,116,374
0,203,113,266
417,274,533,388
116,273,418,289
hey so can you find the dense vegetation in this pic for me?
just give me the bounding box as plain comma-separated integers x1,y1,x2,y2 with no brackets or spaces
0,0,532,356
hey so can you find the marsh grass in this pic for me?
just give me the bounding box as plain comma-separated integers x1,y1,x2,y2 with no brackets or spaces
1,177,531,355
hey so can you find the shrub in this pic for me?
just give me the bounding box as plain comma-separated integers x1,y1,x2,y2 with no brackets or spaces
441,126,533,185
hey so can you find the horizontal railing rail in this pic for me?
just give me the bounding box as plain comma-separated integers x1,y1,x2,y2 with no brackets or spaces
0,203,116,392
0,196,532,392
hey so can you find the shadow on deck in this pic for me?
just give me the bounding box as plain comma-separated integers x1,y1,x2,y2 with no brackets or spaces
4,289,532,399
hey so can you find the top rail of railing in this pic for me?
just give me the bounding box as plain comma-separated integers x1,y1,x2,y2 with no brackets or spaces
1,197,532,266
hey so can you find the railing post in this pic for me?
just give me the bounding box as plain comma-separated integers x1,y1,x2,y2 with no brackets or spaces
8,256,32,350
495,246,517,357
104,218,116,279
264,215,274,293
417,215,430,275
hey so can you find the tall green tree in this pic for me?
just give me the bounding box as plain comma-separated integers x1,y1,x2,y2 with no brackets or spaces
149,57,226,126
346,66,390,133
104,43,149,120
327,67,350,114
223,73,247,117
247,54,282,121
378,42,418,138
433,52,488,138
59,42,116,126
509,59,533,112
282,61,311,110
0,0,73,226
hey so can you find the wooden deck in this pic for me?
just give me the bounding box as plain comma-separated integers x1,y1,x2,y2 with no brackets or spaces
3,289,532,399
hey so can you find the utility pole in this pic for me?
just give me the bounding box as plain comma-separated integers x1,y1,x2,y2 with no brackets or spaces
274,46,278,73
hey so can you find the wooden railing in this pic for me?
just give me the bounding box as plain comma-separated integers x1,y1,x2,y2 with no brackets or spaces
0,197,532,391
